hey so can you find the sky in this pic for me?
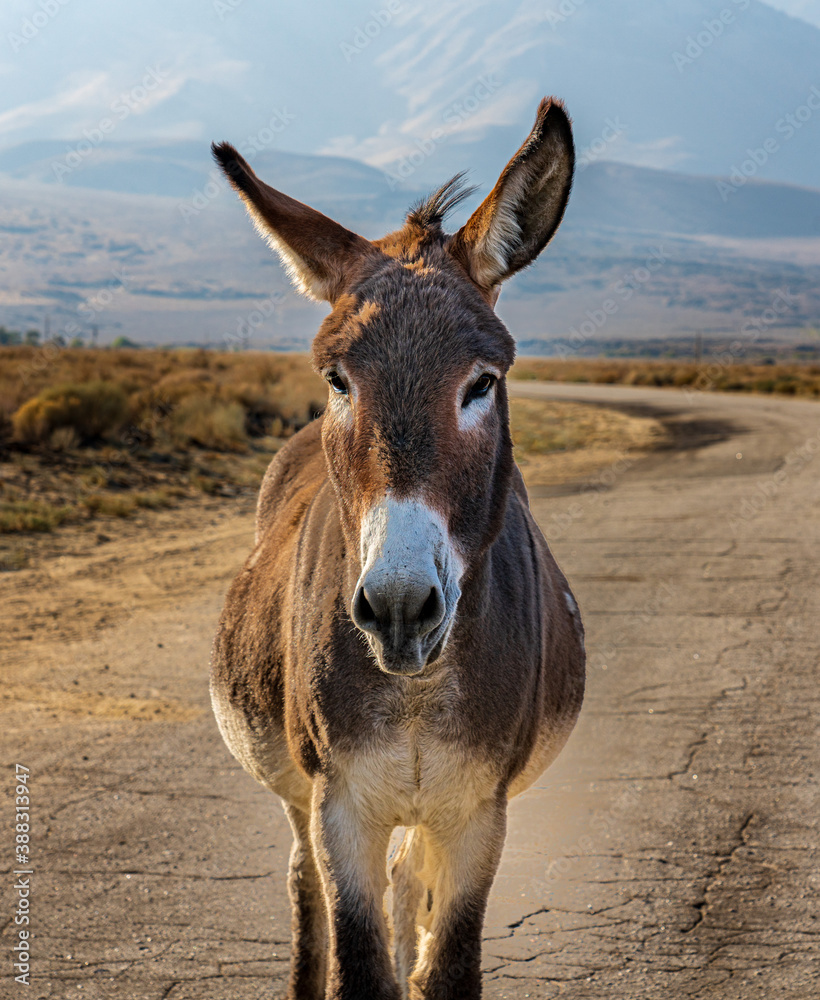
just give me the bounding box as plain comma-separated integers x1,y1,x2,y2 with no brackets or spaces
763,0,820,25
1,0,819,189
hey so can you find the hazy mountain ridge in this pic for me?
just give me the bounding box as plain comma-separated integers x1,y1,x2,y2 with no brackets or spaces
3,138,820,240
0,141,818,351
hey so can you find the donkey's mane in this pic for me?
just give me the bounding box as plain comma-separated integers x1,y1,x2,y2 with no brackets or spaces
405,172,478,233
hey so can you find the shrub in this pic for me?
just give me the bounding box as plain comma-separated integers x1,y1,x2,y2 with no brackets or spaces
0,500,74,533
12,381,127,444
133,491,173,509
50,426,80,451
82,494,136,517
170,395,248,450
0,545,29,570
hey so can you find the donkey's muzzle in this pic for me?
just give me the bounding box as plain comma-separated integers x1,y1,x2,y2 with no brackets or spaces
353,573,446,672
352,498,462,675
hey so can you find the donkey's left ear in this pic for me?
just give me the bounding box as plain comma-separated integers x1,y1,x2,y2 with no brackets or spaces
448,98,574,299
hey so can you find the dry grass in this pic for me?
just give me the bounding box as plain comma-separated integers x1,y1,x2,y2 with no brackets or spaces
0,347,326,537
12,381,128,444
0,544,29,571
0,500,74,533
0,347,325,448
512,357,820,397
78,491,173,518
509,397,666,487
81,494,136,518
169,397,248,451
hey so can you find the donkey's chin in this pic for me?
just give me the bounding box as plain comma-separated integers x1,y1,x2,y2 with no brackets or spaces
368,622,453,677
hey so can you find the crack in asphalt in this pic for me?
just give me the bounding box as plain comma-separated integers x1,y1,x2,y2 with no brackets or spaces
682,813,756,935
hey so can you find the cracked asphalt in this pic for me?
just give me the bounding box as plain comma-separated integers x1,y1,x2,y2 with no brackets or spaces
2,383,818,999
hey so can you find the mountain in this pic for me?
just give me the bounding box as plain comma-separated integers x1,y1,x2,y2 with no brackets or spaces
570,162,820,239
3,139,819,241
0,145,817,351
1,0,819,189
358,0,820,190
0,141,408,228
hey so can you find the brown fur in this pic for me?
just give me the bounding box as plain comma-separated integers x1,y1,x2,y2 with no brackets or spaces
211,98,585,1000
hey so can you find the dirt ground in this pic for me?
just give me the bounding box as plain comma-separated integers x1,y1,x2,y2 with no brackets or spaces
1,383,818,999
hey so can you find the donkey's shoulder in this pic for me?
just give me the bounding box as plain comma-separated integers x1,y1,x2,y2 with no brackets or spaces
255,415,327,543
211,414,328,731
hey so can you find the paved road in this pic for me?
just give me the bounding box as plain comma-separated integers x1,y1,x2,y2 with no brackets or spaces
2,384,818,999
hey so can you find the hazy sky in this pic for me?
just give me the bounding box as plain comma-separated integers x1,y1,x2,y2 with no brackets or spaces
762,0,820,25
1,0,819,187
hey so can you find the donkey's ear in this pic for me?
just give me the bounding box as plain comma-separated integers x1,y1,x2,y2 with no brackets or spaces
212,142,374,303
448,98,574,298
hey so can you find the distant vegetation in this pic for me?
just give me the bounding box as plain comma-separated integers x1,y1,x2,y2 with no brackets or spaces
511,357,820,397
0,326,42,346
515,336,820,363
2,349,817,460
110,335,142,349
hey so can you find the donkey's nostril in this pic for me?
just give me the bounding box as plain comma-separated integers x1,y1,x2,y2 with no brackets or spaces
418,586,445,633
353,586,380,628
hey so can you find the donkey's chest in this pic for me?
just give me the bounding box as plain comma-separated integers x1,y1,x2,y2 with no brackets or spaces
340,738,498,828
334,696,501,826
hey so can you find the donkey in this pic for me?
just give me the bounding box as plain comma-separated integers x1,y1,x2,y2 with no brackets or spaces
210,97,585,1000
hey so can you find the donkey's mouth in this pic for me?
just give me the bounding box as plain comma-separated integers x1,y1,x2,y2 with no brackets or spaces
366,619,454,677
355,594,459,677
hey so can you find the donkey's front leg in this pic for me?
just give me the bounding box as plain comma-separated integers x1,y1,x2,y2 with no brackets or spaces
410,795,507,1000
283,803,328,1000
310,775,401,1000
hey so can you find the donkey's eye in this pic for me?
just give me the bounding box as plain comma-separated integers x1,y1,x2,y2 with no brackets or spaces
327,371,349,395
463,374,496,407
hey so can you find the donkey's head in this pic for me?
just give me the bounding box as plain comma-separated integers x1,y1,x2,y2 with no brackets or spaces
213,98,573,675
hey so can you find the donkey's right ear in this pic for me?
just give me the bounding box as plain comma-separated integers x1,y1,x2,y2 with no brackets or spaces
448,98,574,300
212,142,375,303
